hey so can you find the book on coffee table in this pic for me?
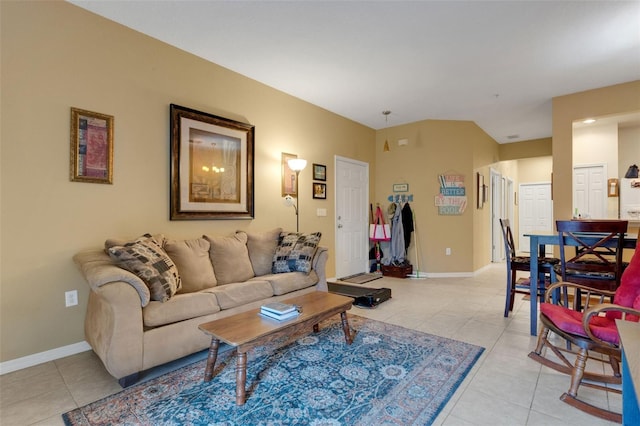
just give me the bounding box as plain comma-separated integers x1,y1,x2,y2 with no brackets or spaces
259,309,299,321
261,302,297,315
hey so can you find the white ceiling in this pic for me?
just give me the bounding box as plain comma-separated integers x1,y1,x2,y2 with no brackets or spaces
69,0,640,143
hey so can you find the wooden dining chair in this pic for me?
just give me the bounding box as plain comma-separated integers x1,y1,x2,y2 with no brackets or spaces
499,218,559,317
553,220,629,300
529,236,640,422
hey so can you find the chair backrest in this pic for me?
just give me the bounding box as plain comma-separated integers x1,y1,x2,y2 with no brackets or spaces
499,218,516,259
555,220,628,289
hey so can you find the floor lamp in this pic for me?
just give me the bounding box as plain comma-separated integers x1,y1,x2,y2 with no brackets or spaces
287,158,307,232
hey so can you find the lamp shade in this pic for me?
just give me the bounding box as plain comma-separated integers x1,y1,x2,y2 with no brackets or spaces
288,158,307,172
624,164,639,179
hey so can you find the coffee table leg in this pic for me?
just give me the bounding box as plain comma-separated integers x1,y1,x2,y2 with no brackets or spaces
236,352,247,405
340,311,353,344
313,324,320,333
204,338,220,381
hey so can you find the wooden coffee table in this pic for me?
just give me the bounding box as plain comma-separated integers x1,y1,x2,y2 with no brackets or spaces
198,291,354,405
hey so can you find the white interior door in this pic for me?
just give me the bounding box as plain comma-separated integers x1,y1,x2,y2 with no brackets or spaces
518,182,553,254
573,164,606,219
335,156,369,278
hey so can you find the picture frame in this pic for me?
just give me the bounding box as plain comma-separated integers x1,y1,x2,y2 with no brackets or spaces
170,104,254,220
607,178,619,197
313,163,327,181
313,182,327,199
70,107,114,184
282,152,298,196
393,183,409,192
476,172,484,209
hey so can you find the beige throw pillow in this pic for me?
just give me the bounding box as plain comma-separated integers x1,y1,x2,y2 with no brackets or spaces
204,232,255,285
239,227,282,276
164,238,217,293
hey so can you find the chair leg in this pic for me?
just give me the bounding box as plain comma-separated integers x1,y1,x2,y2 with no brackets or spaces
533,326,549,355
504,268,515,317
567,347,587,397
509,270,517,310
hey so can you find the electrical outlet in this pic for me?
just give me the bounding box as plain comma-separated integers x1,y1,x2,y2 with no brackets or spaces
445,248,452,256
65,290,78,307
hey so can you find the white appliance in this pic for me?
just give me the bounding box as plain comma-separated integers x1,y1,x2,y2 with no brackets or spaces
619,178,640,221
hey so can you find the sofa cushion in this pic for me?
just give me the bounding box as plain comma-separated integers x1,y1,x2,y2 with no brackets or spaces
252,270,319,296
164,238,217,293
205,280,274,310
107,235,181,302
143,292,221,327
272,232,322,274
204,233,255,285
239,227,282,276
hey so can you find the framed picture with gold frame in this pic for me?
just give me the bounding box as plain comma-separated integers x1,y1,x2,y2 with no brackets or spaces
70,107,114,184
170,104,255,220
282,152,298,196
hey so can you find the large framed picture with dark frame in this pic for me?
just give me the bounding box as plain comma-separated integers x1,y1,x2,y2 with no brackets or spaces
170,104,255,220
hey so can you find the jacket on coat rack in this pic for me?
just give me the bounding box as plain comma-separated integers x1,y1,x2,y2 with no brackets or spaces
390,202,405,263
402,202,414,252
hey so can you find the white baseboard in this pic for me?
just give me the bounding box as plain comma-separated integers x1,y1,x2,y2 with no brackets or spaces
0,341,91,375
421,271,474,278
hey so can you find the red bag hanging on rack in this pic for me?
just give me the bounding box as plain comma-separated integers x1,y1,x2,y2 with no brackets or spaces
369,206,391,241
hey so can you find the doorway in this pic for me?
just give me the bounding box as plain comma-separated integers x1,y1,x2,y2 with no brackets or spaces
334,156,369,278
573,164,606,219
490,169,503,262
518,182,553,254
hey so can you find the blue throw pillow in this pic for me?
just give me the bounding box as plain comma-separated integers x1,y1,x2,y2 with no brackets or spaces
272,232,322,274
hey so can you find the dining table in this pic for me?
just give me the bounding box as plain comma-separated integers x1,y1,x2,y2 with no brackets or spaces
525,231,638,336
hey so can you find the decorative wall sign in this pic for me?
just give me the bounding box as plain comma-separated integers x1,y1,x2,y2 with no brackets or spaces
393,183,409,192
434,173,467,215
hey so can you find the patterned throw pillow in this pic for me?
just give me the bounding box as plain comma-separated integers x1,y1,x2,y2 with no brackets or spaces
107,235,181,302
272,232,322,274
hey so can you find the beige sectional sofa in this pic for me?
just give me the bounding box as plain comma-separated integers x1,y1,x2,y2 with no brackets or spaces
73,228,327,387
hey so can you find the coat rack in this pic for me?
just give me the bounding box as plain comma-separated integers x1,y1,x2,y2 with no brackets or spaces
387,194,414,203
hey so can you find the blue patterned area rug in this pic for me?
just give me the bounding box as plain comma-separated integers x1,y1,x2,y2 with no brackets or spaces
63,316,484,426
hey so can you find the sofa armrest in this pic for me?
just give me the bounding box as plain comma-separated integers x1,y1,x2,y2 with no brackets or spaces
74,249,151,307
85,281,144,380
313,246,328,292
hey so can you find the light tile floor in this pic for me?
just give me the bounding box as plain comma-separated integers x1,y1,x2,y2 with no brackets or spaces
0,263,621,425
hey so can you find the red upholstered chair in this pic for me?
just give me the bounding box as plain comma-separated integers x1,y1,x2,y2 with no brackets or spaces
528,238,640,422
499,218,559,317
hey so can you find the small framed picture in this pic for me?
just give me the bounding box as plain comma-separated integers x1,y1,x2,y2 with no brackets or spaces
393,183,408,192
70,107,114,184
313,182,327,199
313,163,326,181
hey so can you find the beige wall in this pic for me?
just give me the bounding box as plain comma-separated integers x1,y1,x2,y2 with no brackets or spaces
499,137,552,161
619,126,640,173
552,81,640,227
0,1,375,362
374,119,498,273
